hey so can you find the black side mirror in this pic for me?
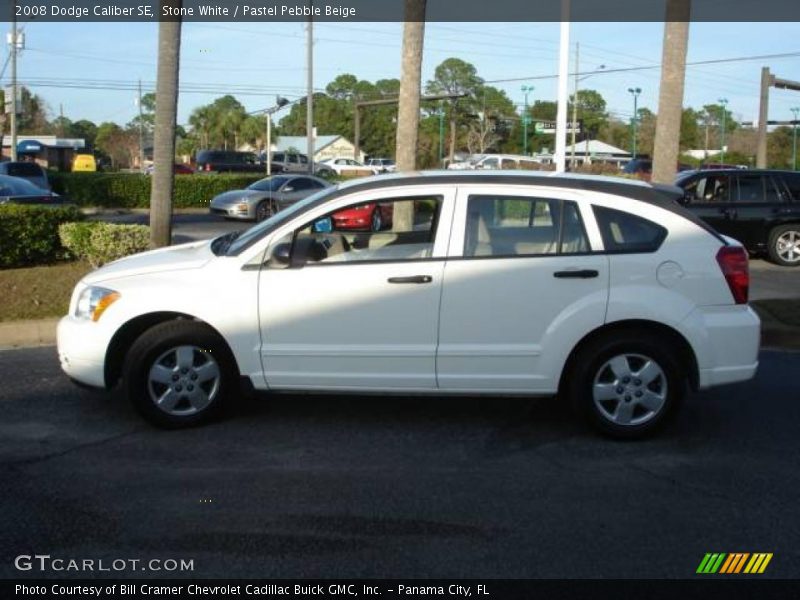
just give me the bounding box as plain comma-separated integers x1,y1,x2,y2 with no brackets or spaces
271,242,292,265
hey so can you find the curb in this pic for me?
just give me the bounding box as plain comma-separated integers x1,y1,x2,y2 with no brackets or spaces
82,208,209,217
0,318,60,350
1,317,798,352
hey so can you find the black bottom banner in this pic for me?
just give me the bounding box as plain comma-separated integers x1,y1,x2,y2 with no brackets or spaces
4,579,800,600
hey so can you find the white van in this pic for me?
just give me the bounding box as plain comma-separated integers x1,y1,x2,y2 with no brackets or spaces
449,154,542,171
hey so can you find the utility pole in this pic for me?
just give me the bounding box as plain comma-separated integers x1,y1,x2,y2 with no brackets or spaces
265,111,272,175
10,11,19,161
792,107,799,171
756,67,771,168
718,97,728,164
59,103,64,136
570,42,579,168
554,0,570,172
137,79,145,171
628,87,642,159
437,103,445,166
306,5,314,174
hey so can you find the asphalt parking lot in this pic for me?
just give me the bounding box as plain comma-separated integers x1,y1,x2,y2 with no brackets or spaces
1,346,798,579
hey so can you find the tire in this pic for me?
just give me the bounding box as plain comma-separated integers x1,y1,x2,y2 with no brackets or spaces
370,209,383,232
767,224,800,267
122,320,238,428
255,200,272,222
565,330,686,439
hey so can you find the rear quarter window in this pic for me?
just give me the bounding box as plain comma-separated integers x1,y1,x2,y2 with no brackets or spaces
593,205,668,253
782,173,800,201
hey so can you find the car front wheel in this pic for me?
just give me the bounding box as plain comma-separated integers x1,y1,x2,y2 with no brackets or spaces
768,225,800,267
122,321,238,428
566,331,685,439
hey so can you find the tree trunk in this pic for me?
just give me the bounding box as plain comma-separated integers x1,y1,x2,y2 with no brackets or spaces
652,0,690,184
394,0,426,230
150,1,182,249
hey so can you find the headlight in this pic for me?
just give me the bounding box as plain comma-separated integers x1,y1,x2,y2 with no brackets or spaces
75,287,120,322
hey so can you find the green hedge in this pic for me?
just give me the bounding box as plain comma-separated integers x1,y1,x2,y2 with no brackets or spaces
48,173,265,209
60,222,151,267
0,205,84,268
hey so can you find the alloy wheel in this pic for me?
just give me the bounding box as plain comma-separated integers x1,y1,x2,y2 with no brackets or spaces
592,353,668,426
147,345,221,416
776,230,800,264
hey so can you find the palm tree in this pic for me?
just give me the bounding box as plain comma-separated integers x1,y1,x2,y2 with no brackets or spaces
150,1,183,249
394,0,427,230
652,0,691,183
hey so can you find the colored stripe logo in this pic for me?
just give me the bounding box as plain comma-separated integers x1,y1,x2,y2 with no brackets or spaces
697,553,773,574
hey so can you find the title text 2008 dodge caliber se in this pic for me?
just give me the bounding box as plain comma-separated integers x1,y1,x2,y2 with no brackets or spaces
57,172,760,438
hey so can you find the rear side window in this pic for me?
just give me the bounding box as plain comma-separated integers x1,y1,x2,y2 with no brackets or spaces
735,174,766,202
593,206,667,253
464,195,590,257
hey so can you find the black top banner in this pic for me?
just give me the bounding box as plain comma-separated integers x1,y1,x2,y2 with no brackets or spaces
2,0,800,22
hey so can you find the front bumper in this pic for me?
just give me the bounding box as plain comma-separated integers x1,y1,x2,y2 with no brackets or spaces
680,305,761,389
209,204,253,220
57,316,111,389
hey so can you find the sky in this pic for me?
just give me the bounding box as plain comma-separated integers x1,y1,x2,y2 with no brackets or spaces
2,20,799,137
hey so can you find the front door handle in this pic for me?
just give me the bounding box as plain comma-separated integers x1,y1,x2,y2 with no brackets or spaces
388,275,433,284
553,269,599,279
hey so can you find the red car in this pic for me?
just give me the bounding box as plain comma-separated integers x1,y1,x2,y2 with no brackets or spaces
332,202,393,231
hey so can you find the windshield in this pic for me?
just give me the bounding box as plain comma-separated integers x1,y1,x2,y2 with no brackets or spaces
0,175,46,196
469,155,486,165
247,176,288,192
225,184,340,255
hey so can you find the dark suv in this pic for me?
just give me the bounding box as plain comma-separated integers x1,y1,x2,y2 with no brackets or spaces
676,169,800,266
195,150,264,174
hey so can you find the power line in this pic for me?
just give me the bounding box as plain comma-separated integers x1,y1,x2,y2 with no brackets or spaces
484,51,800,84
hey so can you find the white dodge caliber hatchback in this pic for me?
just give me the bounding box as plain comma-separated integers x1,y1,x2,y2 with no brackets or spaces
58,172,760,438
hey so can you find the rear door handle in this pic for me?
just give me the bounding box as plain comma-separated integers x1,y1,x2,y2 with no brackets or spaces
553,269,599,279
388,275,433,284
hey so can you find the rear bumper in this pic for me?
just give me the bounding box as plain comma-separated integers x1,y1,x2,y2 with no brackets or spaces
679,305,761,389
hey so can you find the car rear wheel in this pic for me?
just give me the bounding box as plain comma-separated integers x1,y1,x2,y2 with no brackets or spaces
768,225,800,267
122,320,238,428
566,330,685,439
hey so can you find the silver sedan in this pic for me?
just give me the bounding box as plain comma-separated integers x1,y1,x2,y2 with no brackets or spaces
209,174,331,222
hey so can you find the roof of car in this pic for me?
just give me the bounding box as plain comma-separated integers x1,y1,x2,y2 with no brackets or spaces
334,169,675,201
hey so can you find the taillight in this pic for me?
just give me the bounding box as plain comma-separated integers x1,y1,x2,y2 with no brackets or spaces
204,164,211,172
716,246,749,304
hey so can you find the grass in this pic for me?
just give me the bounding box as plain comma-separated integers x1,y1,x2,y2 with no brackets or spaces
0,261,93,322
752,299,800,328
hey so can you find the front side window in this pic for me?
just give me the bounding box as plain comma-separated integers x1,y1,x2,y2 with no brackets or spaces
464,195,590,257
273,196,443,266
684,174,730,203
593,205,667,253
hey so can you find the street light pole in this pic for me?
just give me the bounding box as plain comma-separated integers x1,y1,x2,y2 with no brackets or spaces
627,87,641,159
718,97,729,164
9,13,19,162
791,107,799,171
521,84,534,156
437,103,445,167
